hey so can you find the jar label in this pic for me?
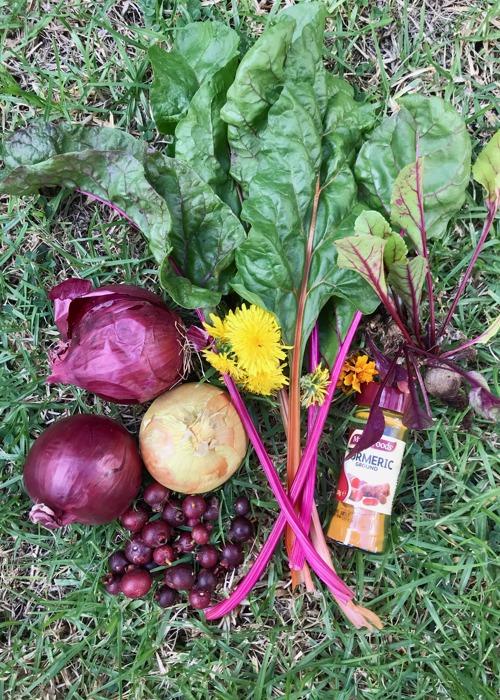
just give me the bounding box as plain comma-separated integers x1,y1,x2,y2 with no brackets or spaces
335,429,405,515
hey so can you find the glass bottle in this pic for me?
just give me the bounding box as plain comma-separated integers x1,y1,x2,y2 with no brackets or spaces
327,383,408,554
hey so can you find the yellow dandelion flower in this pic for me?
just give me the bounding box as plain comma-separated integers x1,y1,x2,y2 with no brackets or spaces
202,349,246,382
203,313,231,342
337,353,378,394
225,304,289,375
300,364,331,407
243,364,289,396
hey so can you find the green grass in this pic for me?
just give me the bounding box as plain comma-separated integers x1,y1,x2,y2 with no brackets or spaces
1,1,499,698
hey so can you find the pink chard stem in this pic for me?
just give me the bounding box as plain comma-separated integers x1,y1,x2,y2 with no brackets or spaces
206,312,364,620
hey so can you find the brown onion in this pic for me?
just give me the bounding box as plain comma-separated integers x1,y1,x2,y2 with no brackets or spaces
46,279,186,404
139,383,248,494
24,414,142,529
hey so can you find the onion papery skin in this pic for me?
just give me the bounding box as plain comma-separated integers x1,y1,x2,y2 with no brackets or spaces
24,414,143,528
139,383,248,494
46,279,186,404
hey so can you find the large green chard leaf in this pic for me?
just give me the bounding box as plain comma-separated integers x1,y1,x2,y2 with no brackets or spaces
174,21,240,84
355,95,472,238
233,80,378,357
145,153,246,309
148,46,199,135
0,148,171,264
2,121,147,170
221,17,295,191
175,57,240,214
1,121,245,294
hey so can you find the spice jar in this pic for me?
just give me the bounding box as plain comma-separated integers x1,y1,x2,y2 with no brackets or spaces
327,383,408,554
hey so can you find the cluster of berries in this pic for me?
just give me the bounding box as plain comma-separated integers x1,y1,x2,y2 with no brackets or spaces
102,482,254,609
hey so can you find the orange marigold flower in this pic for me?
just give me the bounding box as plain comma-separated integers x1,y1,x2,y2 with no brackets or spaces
337,353,378,394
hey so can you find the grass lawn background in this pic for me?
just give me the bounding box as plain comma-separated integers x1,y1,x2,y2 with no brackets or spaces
0,1,499,698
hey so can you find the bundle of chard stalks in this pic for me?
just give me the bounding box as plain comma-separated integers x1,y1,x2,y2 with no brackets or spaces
2,3,499,631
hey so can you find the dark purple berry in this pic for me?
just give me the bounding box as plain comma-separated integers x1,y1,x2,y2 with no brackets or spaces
164,563,195,591
228,516,254,543
124,537,153,566
120,505,149,532
143,482,170,510
186,518,201,528
142,520,172,548
220,542,244,570
182,495,206,520
108,550,129,574
155,585,178,608
102,572,122,595
161,500,185,526
120,569,152,598
203,496,219,521
196,544,219,569
189,588,211,609
234,496,251,516
195,568,218,592
153,544,176,566
174,531,196,553
191,524,210,545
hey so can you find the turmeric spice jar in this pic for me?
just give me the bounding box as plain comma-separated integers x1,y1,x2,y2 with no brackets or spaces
327,383,408,554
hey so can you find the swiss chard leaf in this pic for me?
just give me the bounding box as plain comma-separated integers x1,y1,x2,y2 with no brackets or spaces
0,149,171,264
148,46,199,135
174,21,240,83
390,158,425,254
334,233,388,300
354,210,393,238
234,81,378,357
472,129,500,206
145,153,246,309
2,121,147,170
355,95,472,238
387,256,428,320
221,17,296,191
354,209,407,267
175,57,240,214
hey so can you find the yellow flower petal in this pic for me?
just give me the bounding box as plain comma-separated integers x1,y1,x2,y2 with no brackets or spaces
225,304,289,375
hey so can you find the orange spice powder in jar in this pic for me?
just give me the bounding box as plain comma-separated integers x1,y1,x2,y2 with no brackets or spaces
327,384,408,554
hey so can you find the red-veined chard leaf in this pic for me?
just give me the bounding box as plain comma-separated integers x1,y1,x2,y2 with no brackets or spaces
2,121,147,170
472,129,500,206
390,158,426,255
334,234,388,299
355,95,471,238
1,121,246,301
0,148,171,264
354,209,407,267
387,256,428,320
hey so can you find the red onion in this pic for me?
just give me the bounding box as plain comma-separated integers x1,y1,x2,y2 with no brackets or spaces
24,414,143,529
46,279,186,404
